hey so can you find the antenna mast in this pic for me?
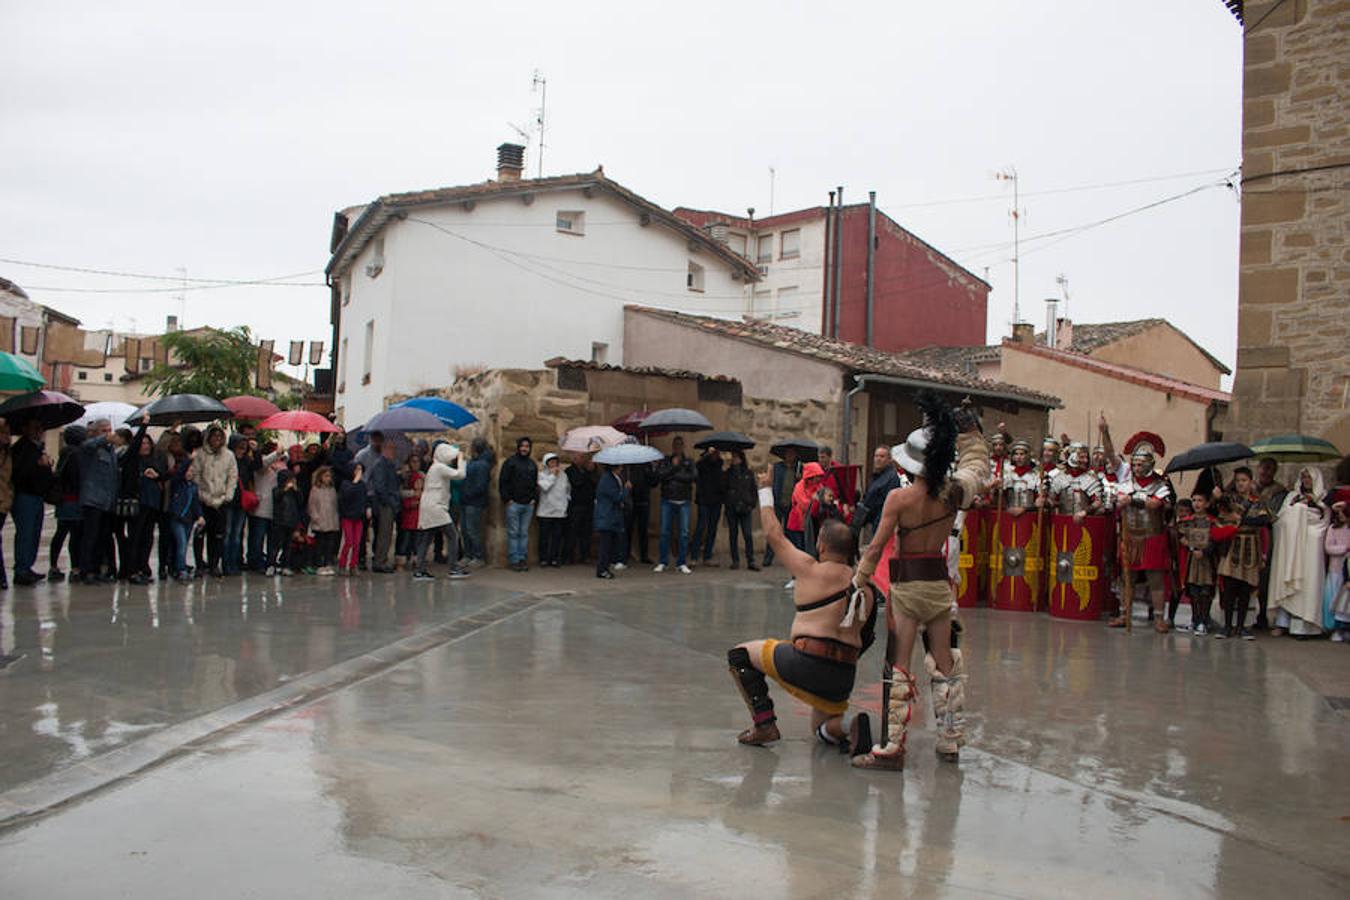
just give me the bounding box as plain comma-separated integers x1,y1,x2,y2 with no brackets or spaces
1056,273,1070,319
995,167,1021,328
532,69,547,179
768,166,775,216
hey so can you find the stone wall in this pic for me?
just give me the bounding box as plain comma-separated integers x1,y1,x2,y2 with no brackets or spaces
389,365,842,565
1226,0,1350,452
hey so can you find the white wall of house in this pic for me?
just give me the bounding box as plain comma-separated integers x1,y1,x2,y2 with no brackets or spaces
729,218,826,332
334,187,749,426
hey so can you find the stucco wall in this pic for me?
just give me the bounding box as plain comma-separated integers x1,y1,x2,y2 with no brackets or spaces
623,309,843,404
334,188,749,426
998,347,1214,465
1226,0,1350,451
749,218,826,331
1088,326,1225,390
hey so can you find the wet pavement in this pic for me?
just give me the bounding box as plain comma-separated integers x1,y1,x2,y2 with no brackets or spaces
1,567,1348,898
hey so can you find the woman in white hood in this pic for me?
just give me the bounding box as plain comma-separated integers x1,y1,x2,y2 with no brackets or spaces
1270,466,1329,636
536,452,571,567
414,442,467,580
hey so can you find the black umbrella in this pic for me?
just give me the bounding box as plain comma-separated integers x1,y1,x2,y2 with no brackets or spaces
771,438,821,462
638,408,713,433
1164,441,1254,474
694,431,755,451
132,393,232,426
0,391,84,429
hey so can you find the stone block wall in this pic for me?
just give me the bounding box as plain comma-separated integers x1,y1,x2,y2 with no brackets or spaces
1227,0,1350,452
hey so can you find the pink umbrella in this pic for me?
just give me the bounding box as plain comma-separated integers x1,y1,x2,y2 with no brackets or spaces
258,410,341,433
560,425,627,453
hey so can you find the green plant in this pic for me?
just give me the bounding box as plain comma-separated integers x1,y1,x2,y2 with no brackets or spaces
144,326,259,398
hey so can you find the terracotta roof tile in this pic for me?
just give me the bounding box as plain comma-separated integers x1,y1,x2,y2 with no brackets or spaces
543,356,737,383
1002,340,1231,406
627,306,1059,408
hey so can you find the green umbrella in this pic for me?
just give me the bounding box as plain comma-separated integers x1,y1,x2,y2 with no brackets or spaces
1247,433,1342,462
0,352,46,393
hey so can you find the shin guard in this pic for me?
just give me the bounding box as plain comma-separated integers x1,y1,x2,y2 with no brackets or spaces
926,650,967,760
727,647,776,728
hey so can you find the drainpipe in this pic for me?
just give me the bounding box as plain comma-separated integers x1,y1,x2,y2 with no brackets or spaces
821,190,835,335
865,190,876,348
841,373,871,466
832,186,844,339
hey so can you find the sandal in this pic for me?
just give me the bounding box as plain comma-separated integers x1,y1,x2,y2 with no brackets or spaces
1154,619,1171,634
851,746,906,771
737,723,781,746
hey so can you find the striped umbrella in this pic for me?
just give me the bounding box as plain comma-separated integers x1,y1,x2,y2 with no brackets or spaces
1247,433,1342,462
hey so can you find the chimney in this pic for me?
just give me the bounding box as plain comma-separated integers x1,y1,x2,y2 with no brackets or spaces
496,143,525,182
1012,322,1035,344
1044,299,1058,349
1056,317,1073,351
166,314,179,333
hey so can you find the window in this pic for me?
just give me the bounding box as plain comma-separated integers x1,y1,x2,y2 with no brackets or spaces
780,228,800,260
338,336,348,393
751,287,771,317
727,232,747,256
139,357,152,372
777,286,799,316
362,319,374,385
556,210,585,235
77,371,88,381
365,237,384,279
756,234,773,263
591,341,609,364
103,372,113,382
687,261,705,292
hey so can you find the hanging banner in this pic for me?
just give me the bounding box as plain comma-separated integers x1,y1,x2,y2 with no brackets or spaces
308,341,324,366
256,340,275,390
288,341,304,366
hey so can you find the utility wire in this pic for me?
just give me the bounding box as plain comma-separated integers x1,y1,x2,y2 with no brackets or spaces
0,257,324,287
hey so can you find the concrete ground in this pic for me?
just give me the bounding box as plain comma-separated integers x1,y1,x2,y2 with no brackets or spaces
1,563,1348,898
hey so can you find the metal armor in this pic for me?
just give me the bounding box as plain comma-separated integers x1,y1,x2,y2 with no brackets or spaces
1002,468,1040,508
1118,474,1171,536
1051,469,1102,515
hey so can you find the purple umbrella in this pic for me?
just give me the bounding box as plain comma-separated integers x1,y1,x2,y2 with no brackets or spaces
0,391,85,429
363,406,446,433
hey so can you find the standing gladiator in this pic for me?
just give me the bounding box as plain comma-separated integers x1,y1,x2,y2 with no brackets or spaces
851,393,989,771
1112,432,1175,632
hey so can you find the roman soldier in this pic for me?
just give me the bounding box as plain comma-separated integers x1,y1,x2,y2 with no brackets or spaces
1048,442,1104,520
1002,439,1040,516
1040,436,1062,475
1112,432,1175,632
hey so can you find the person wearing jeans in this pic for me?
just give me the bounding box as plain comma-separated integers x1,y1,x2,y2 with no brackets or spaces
460,438,494,564
691,447,725,565
9,418,54,585
497,437,538,571
655,437,696,573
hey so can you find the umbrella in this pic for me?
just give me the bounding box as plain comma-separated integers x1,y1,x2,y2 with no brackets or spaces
561,425,627,453
594,443,665,466
364,406,445,433
0,391,84,429
393,396,478,429
0,352,45,393
133,394,231,426
694,431,755,451
638,408,713,433
1164,441,1254,474
1248,433,1342,462
258,410,340,434
611,410,650,435
76,400,138,431
771,438,821,462
347,427,412,464
223,395,281,420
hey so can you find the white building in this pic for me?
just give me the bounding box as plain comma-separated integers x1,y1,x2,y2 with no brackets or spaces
326,145,760,427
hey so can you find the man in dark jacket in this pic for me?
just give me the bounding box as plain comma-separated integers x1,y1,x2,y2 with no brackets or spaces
363,443,401,573
856,445,903,544
655,436,696,573
10,418,54,584
497,437,537,571
460,438,494,565
77,418,120,584
563,455,598,564
593,465,628,579
763,448,801,567
723,450,759,570
625,461,655,564
691,447,726,566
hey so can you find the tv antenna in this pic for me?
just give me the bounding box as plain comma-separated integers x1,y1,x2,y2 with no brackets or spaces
995,167,1021,328
532,69,547,179
1055,273,1070,319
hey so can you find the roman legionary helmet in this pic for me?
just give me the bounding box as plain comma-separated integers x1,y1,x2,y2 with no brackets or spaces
1009,438,1032,457
1123,431,1166,465
1066,441,1090,468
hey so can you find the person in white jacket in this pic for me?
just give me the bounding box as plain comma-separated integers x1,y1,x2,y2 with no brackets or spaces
413,442,468,580
536,452,571,567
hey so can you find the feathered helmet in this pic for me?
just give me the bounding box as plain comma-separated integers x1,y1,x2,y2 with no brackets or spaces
1123,431,1165,463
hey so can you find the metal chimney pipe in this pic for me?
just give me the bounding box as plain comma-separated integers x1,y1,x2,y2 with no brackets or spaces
822,191,835,335
1044,298,1058,349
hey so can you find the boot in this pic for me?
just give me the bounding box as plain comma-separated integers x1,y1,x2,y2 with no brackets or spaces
727,647,779,746
852,667,914,771
927,650,966,762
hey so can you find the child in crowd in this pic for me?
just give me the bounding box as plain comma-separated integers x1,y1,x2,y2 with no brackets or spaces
307,465,340,576
535,452,570,567
1177,493,1218,635
397,464,424,570
270,469,304,576
1215,467,1272,640
337,463,368,576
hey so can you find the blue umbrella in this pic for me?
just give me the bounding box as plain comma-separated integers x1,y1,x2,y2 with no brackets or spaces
594,443,665,466
393,396,478,429
364,406,445,433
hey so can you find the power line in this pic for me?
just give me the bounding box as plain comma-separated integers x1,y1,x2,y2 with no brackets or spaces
0,256,324,286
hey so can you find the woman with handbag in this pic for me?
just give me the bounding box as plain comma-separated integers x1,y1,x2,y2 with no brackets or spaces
113,418,150,580
126,427,162,584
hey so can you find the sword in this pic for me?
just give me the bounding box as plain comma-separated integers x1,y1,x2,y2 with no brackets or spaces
878,589,895,749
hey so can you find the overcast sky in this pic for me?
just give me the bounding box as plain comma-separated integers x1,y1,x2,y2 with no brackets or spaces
2,0,1242,380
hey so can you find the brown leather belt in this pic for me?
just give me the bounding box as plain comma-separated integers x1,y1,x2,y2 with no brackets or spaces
889,555,948,583
792,636,859,665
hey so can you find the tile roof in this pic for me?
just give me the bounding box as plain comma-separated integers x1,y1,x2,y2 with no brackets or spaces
327,170,760,282
543,356,738,383
894,344,1001,378
626,306,1059,408
1002,340,1231,406
1040,318,1231,374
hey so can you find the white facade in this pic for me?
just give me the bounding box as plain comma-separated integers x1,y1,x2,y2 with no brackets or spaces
332,183,753,426
725,218,827,331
